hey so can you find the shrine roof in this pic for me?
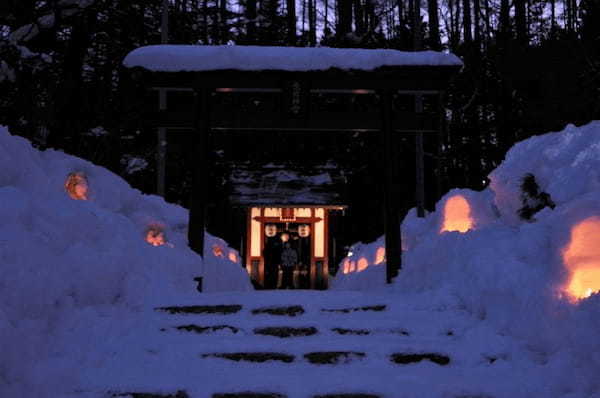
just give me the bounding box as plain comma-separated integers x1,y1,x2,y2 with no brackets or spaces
123,45,463,73
228,163,346,206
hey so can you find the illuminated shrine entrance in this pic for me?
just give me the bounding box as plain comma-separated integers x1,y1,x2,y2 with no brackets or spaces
246,206,342,289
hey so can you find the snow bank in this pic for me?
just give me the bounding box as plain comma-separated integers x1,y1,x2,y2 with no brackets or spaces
123,45,463,73
332,121,600,395
489,122,600,225
0,126,251,396
334,122,600,296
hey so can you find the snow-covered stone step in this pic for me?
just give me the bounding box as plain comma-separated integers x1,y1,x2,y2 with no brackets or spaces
251,306,305,317
320,305,386,313
200,351,370,365
390,352,451,366
161,324,242,334
330,327,371,335
157,304,389,316
253,326,318,337
198,350,451,366
157,305,243,315
212,393,284,398
211,394,381,398
159,323,462,343
113,391,189,398
157,304,388,318
313,395,379,398
155,325,465,354
303,351,366,364
154,305,470,337
202,352,295,363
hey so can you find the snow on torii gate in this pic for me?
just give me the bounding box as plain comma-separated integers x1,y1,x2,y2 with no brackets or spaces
123,45,462,283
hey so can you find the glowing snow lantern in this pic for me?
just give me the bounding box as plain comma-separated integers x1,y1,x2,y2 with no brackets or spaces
562,217,600,301
146,227,165,246
357,257,369,272
265,224,277,237
228,250,238,263
375,247,386,265
298,224,311,237
280,232,290,242
342,259,351,274
348,260,356,273
212,244,224,258
441,195,474,233
65,172,89,200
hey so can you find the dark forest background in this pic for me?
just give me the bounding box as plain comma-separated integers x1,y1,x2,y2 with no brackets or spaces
1,0,599,203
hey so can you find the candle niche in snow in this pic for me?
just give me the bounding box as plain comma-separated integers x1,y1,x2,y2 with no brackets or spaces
65,172,89,200
146,225,166,247
562,217,600,301
441,195,474,233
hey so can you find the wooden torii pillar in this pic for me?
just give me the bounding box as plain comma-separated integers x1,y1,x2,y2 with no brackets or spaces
381,89,402,283
380,90,433,283
188,86,212,291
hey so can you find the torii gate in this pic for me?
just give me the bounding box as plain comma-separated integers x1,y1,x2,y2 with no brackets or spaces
123,45,462,284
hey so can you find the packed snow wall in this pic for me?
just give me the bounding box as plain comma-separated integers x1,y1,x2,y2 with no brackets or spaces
0,125,252,306
332,121,600,303
0,125,254,396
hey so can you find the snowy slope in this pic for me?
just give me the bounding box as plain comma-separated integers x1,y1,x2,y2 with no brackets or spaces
0,126,251,397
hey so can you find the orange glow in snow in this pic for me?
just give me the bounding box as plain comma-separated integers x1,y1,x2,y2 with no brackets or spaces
348,261,356,273
357,257,369,272
228,251,238,263
342,259,350,274
375,247,386,265
441,195,474,233
562,217,600,301
65,172,89,200
212,244,224,258
146,227,165,246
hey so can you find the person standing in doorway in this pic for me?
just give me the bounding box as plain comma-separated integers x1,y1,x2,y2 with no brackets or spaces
280,242,298,289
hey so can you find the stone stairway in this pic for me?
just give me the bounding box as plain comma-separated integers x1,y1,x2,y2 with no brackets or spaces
105,291,499,398
94,291,518,398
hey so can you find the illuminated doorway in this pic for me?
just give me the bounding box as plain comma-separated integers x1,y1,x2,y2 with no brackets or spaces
246,207,341,289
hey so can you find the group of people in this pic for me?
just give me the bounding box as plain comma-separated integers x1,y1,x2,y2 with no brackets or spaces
263,233,308,289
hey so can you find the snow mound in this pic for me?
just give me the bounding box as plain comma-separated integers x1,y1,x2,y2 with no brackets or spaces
0,126,251,396
490,121,600,225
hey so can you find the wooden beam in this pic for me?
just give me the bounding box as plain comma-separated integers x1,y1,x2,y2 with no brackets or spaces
415,94,425,218
157,127,166,196
146,110,440,132
151,87,441,96
381,89,402,283
436,92,445,203
188,87,211,258
156,89,167,197
139,66,462,92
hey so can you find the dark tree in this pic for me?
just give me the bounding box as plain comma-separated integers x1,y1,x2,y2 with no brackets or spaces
427,0,441,50
286,0,296,45
336,0,353,42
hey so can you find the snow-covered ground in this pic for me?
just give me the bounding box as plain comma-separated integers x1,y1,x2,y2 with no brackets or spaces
1,121,599,397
